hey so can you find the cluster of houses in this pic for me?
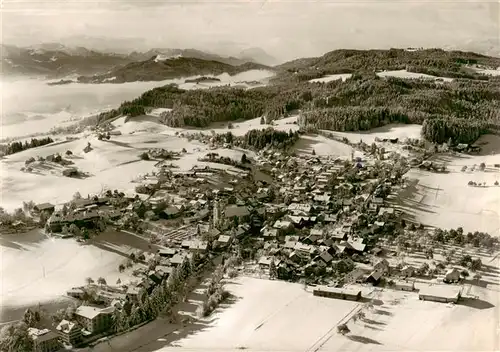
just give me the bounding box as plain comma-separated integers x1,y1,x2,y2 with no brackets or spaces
48,247,199,349
27,305,115,352
44,196,129,234
24,142,471,350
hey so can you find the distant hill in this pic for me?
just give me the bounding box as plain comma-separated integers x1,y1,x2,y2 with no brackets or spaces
126,48,250,67
1,43,275,80
238,47,278,66
76,56,272,84
1,44,132,78
97,47,500,146
276,48,500,82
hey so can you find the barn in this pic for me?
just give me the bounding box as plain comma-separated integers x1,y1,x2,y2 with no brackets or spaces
393,279,415,292
313,286,362,301
418,285,462,303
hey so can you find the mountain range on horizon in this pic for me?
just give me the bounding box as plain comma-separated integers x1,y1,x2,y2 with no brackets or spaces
2,42,500,84
0,43,279,79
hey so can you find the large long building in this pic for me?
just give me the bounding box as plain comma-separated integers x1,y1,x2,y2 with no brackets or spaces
313,285,362,301
418,285,462,303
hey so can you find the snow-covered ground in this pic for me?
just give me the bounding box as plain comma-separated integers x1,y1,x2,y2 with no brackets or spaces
130,114,300,138
309,73,353,83
469,66,500,77
158,277,361,352
0,229,147,323
1,111,300,212
376,70,453,82
154,273,499,352
293,134,362,159
0,128,232,211
393,134,500,237
324,124,422,145
318,281,499,352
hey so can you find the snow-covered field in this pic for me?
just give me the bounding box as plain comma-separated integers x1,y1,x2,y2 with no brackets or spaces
393,134,500,237
140,114,300,138
154,273,499,352
0,127,249,211
309,73,353,83
294,134,362,159
158,277,361,352
325,124,422,145
0,229,147,323
0,132,192,210
469,66,500,77
317,281,499,352
307,69,454,84
376,70,453,82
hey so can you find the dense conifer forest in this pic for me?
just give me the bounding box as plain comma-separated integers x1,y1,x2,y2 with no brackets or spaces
97,49,500,144
0,137,54,156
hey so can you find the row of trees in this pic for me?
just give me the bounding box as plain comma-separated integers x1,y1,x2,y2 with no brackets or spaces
421,118,489,144
112,253,206,333
299,106,410,132
0,137,54,156
0,206,37,228
432,227,498,248
197,265,230,317
239,129,300,150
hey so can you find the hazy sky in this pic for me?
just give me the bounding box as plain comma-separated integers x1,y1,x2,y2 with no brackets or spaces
2,0,499,61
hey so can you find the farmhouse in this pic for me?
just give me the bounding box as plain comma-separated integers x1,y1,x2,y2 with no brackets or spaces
66,287,85,299
126,286,141,301
366,270,383,285
163,206,181,219
418,285,462,303
313,286,362,301
170,253,188,266
401,265,416,278
393,279,415,291
258,256,281,269
373,258,390,273
33,203,55,214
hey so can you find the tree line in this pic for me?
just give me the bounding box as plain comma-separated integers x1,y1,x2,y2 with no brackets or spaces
97,54,500,145
112,253,206,333
239,128,300,150
421,118,489,144
210,129,300,151
0,137,54,156
276,48,500,83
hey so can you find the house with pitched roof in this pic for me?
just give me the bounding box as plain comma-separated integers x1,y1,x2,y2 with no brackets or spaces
56,319,82,346
75,306,114,334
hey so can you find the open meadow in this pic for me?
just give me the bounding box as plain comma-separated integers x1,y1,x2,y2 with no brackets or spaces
0,229,154,324
148,266,499,352
390,134,500,237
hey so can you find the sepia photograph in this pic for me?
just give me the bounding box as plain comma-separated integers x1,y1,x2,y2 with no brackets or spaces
0,0,499,351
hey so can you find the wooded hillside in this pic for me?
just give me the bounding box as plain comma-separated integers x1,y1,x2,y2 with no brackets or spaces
98,49,500,144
